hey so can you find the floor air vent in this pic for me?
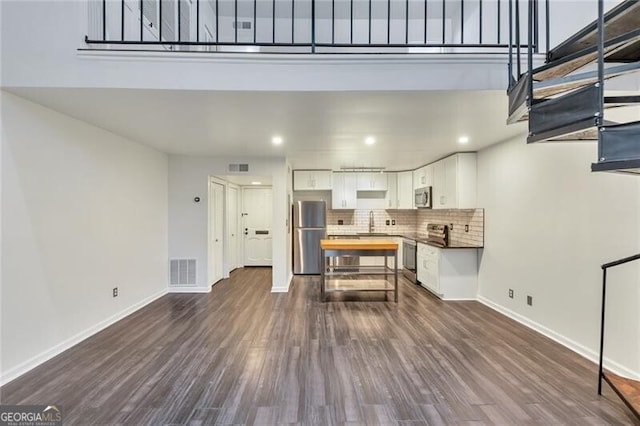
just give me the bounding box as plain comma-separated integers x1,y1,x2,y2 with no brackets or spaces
170,259,196,286
228,163,249,173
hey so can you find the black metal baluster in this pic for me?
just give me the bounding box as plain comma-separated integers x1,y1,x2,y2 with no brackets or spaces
479,0,482,44
497,0,500,44
508,0,512,86
178,0,182,42
460,0,464,44
533,0,538,52
235,0,238,43
140,0,143,41
254,0,257,43
441,0,445,44
350,0,353,44
405,0,408,44
121,0,125,41
545,0,549,55
424,0,427,44
515,0,520,76
527,0,533,102
387,0,391,44
103,0,106,40
272,0,276,43
159,0,163,41
292,0,295,44
369,0,372,44
331,0,335,44
197,0,200,42
311,0,315,51
216,0,219,43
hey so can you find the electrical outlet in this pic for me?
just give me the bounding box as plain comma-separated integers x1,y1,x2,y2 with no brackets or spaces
392,220,396,225
338,220,343,225
465,224,469,232
113,287,118,298
527,295,533,306
508,289,514,298
386,219,390,225
449,223,454,231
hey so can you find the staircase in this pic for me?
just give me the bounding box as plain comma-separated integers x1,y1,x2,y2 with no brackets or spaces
507,0,640,175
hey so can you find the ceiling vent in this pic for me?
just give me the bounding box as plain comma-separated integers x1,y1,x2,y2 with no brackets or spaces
170,259,196,286
228,163,250,173
233,21,252,29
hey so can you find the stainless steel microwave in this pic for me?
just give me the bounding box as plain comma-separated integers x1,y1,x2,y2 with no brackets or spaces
414,187,432,208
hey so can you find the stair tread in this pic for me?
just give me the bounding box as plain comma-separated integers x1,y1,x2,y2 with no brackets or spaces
603,371,640,419
549,0,640,61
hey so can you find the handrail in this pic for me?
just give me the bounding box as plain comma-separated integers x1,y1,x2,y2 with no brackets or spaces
597,251,640,396
86,0,546,54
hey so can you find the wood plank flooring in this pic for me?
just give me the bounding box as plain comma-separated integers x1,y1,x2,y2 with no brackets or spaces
1,267,638,425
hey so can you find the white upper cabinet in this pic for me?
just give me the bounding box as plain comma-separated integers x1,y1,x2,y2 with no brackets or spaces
293,170,332,191
331,173,357,209
356,172,387,191
412,164,433,189
432,153,477,210
385,173,398,209
397,171,414,209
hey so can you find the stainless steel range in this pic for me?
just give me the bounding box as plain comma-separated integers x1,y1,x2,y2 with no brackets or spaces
426,224,449,247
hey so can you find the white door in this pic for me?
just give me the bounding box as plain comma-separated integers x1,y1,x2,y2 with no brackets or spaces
242,187,272,266
209,181,225,285
227,186,239,272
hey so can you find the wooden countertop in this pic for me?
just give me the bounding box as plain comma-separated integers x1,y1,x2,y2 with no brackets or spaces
320,239,398,250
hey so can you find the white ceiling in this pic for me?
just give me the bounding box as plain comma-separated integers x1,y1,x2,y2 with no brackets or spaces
8,87,527,170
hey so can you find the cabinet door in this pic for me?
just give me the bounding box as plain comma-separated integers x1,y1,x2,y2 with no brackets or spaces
432,160,447,209
413,168,424,190
331,173,345,208
313,171,332,190
371,173,388,190
356,173,373,190
385,173,398,209
424,164,434,187
444,155,458,209
343,174,358,208
293,170,314,190
397,171,414,209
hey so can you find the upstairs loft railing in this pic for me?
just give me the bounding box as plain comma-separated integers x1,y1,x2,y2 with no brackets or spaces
85,0,547,54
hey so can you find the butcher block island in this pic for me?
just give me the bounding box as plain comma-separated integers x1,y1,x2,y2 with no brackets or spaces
320,239,399,302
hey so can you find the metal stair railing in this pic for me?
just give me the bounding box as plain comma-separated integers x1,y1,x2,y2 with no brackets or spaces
597,252,640,419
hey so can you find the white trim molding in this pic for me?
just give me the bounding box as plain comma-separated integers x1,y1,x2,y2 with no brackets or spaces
478,296,640,381
0,289,168,386
168,286,212,293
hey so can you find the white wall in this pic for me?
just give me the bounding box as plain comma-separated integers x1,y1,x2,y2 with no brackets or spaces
477,136,640,379
168,155,289,292
1,91,169,384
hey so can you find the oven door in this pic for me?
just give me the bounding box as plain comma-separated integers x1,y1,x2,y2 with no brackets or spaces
402,240,417,282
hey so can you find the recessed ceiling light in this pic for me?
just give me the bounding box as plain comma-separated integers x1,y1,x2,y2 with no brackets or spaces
365,136,376,145
272,136,283,145
251,181,262,185
458,136,470,144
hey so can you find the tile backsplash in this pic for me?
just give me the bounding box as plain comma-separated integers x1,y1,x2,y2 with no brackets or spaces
327,208,484,247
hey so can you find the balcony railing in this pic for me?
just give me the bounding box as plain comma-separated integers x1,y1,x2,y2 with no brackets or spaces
85,0,547,54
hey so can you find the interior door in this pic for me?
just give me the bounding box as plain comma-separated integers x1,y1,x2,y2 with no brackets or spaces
242,187,273,266
227,186,239,272
209,181,225,285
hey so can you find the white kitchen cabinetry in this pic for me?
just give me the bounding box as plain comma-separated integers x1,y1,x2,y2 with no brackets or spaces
432,153,477,210
412,164,433,190
331,173,357,209
356,172,387,191
417,243,477,300
385,173,398,209
293,170,332,191
397,171,414,209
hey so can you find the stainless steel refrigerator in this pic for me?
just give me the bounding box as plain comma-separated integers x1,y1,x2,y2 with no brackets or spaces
293,200,326,274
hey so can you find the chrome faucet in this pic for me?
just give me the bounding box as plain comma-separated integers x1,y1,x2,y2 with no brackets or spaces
369,210,374,233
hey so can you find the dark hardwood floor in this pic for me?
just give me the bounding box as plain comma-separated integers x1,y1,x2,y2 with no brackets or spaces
1,268,638,425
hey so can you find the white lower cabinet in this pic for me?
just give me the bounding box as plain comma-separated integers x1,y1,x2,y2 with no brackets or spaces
417,243,478,300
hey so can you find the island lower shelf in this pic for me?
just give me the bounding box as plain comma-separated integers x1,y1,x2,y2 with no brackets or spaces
320,239,399,302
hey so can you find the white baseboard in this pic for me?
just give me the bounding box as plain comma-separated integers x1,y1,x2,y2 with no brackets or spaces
477,295,640,381
0,288,168,386
168,286,211,293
